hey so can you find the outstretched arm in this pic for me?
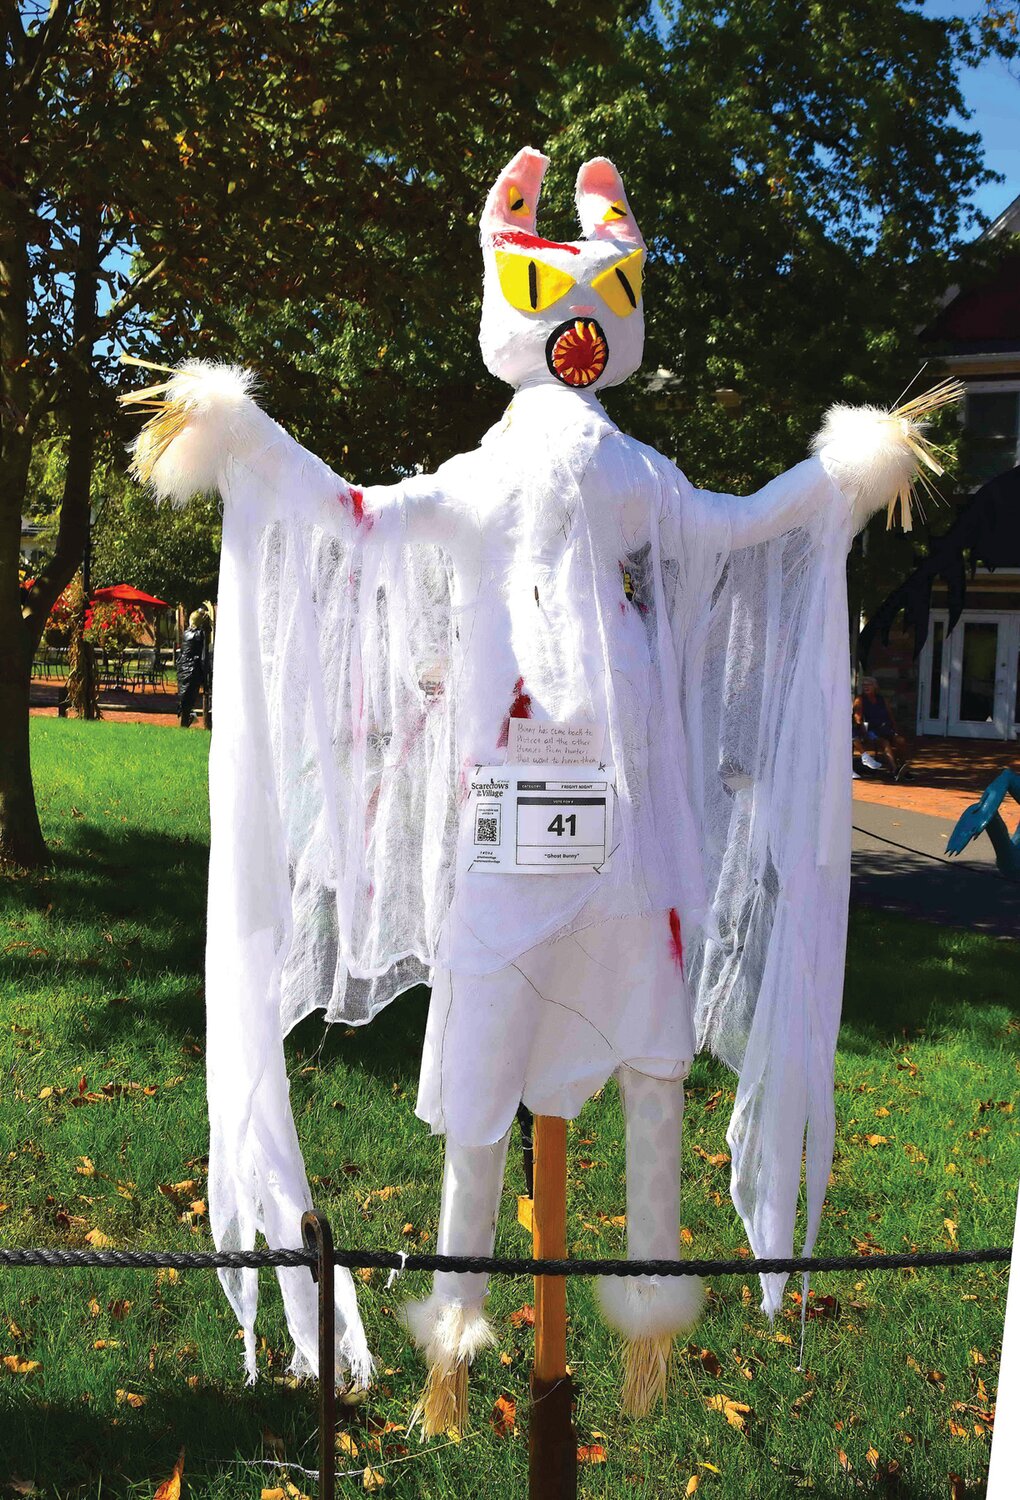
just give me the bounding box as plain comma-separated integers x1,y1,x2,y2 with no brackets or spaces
687,405,928,551
127,361,453,545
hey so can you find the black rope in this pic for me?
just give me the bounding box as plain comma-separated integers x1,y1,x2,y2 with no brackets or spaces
0,1245,1010,1276
852,823,1003,875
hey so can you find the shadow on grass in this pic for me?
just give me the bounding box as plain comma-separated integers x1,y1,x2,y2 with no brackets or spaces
840,907,1019,1056
0,1381,322,1498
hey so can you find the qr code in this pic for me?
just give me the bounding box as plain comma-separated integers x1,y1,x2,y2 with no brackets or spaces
471,810,501,846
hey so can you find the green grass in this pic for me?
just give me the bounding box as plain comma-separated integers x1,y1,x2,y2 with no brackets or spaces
1,717,1017,1499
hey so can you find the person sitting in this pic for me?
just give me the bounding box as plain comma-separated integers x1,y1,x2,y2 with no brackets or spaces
853,675,909,778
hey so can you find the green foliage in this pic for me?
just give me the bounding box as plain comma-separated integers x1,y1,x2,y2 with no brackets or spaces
0,722,1016,1496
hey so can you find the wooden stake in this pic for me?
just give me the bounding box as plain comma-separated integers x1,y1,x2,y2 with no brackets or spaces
529,1115,577,1500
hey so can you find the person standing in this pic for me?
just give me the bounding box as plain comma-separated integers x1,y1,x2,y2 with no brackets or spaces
176,608,211,728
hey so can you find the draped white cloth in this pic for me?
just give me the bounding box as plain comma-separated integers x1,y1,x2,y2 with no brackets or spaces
204,378,856,1379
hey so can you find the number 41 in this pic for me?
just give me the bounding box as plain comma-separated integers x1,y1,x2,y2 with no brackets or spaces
547,813,577,837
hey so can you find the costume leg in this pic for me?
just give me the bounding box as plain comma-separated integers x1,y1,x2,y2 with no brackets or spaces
403,1128,510,1436
595,1065,705,1415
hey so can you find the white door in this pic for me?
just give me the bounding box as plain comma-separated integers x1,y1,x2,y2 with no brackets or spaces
918,610,1019,740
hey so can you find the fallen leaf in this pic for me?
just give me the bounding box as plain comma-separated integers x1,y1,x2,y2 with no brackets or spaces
362,1468,385,1491
84,1228,113,1249
685,1478,699,1496
949,1419,970,1438
865,1134,888,1147
944,1218,959,1246
577,1444,607,1463
108,1299,132,1321
838,1450,851,1472
490,1394,516,1437
76,1157,96,1176
116,1389,146,1408
692,1145,730,1167
705,1394,751,1431
680,1227,693,1245
2,1355,41,1375
509,1304,535,1328
153,1448,185,1500
93,1339,120,1350
874,1107,890,1117
866,1446,879,1468
336,1432,359,1458
87,1297,101,1317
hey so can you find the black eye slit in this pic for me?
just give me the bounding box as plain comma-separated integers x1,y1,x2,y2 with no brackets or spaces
509,195,525,211
528,260,538,310
610,204,627,216
614,266,637,308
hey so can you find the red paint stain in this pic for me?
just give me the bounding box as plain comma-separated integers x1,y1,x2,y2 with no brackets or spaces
339,485,372,528
491,230,580,257
496,676,533,747
667,907,684,973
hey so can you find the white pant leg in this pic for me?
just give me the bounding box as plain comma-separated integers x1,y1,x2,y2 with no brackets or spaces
596,1065,705,1339
433,1130,511,1306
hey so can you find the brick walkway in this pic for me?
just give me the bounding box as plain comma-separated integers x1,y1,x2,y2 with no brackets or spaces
854,739,1019,822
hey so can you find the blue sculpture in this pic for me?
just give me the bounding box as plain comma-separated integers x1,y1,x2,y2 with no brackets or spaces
947,769,1020,882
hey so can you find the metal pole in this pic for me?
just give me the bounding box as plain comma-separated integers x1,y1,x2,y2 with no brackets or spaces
529,1115,577,1500
301,1210,336,1500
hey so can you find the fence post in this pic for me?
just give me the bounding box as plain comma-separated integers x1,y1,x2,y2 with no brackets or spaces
301,1210,336,1500
529,1115,577,1500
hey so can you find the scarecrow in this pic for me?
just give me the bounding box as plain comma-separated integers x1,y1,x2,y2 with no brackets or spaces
123,148,957,1425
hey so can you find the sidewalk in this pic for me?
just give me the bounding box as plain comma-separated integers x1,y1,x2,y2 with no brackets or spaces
851,803,1020,936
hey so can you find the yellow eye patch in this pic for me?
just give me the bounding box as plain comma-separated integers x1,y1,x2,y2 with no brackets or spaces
494,250,575,313
507,183,529,215
591,249,644,318
603,199,629,221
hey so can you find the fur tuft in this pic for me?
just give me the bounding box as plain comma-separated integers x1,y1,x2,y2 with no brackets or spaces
811,404,921,533
595,1273,706,1341
400,1292,496,1372
401,1294,495,1438
130,360,270,507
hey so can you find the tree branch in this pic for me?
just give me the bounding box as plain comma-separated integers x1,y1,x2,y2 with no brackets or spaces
14,0,76,105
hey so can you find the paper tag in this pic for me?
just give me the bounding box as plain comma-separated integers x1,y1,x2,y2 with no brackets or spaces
506,719,607,767
467,764,614,875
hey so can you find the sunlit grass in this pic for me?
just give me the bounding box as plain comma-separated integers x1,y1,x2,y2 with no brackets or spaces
1,718,1016,1498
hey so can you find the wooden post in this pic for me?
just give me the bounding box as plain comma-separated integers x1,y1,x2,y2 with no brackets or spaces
529,1115,577,1500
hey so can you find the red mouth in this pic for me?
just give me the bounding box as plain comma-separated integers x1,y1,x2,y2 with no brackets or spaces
546,318,608,388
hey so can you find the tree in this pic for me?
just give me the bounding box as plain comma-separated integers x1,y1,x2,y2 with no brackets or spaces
1,0,619,866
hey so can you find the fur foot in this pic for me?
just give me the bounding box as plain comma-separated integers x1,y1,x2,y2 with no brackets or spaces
401,1293,496,1437
596,1274,705,1417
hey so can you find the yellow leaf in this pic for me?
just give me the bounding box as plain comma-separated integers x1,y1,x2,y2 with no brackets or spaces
577,1444,607,1463
686,1478,699,1496
92,1339,120,1350
680,1227,693,1245
865,1135,888,1147
2,1355,40,1375
866,1446,879,1468
699,1462,721,1473
76,1157,96,1176
705,1394,751,1431
874,1107,890,1117
261,1490,286,1500
116,1389,146,1408
87,1297,101,1316
38,1087,53,1099
153,1449,185,1500
85,1229,113,1249
944,1219,959,1245
362,1468,385,1491
336,1432,359,1458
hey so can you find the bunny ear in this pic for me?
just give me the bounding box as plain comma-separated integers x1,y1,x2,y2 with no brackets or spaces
575,157,644,246
480,147,549,239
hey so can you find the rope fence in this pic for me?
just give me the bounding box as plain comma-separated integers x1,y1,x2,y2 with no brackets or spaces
0,1243,1012,1274
2,1222,1012,1500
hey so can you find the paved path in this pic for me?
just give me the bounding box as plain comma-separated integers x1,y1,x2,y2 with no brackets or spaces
852,800,1020,939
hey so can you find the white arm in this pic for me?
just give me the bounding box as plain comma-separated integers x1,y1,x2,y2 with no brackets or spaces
131,360,454,545
684,403,924,551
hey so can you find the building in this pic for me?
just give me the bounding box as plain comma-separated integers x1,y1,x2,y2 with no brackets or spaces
862,192,1020,743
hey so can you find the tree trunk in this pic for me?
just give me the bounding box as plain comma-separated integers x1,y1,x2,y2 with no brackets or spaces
0,627,47,867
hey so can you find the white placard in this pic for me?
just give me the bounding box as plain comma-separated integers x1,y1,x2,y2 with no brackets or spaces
467,763,614,875
506,719,607,767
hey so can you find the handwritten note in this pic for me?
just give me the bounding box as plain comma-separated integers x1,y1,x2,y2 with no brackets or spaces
507,719,607,766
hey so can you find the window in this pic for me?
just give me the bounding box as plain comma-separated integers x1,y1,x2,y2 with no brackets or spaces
963,388,1020,489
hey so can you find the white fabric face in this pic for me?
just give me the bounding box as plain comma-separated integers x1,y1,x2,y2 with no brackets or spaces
478,148,645,392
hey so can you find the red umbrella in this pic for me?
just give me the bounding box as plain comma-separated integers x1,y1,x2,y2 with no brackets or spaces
91,584,170,608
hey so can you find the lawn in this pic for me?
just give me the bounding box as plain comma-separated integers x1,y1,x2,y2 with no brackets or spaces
1,718,1017,1500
